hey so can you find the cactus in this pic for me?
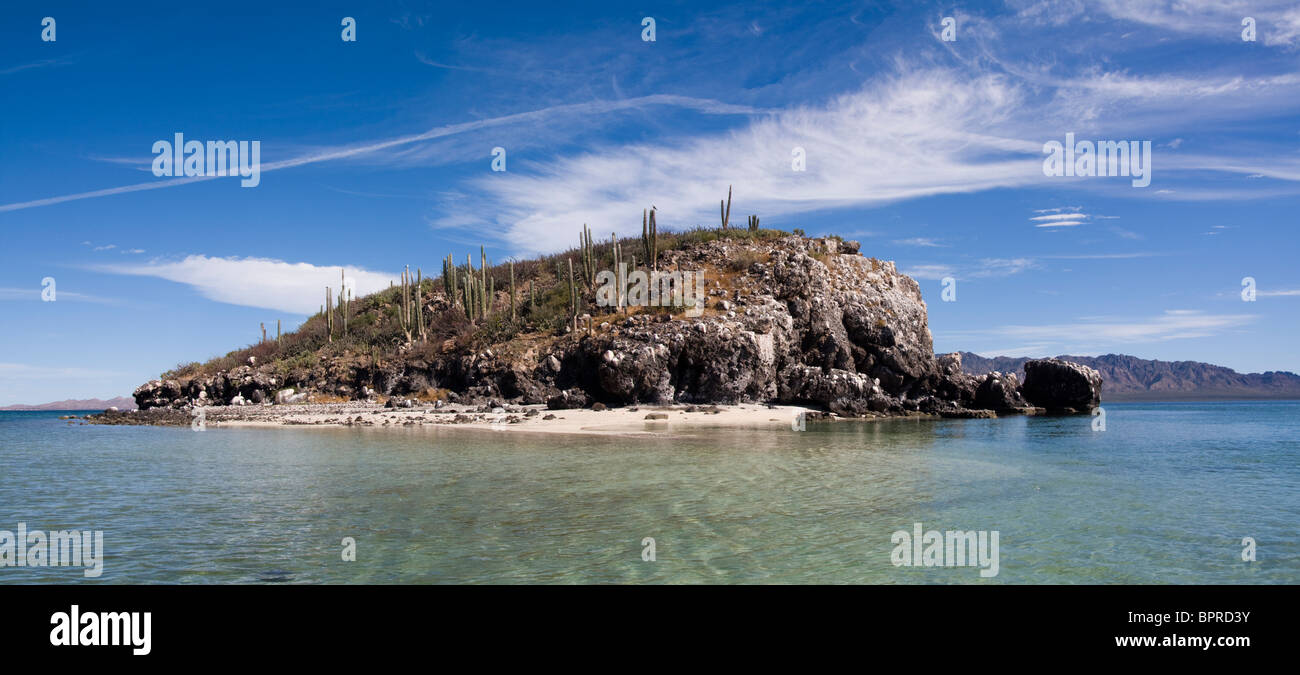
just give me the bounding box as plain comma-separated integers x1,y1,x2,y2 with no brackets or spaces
611,232,621,311
462,273,473,321
465,253,476,321
720,185,732,231
416,268,426,343
748,214,759,232
579,224,596,289
276,319,281,344
509,261,516,322
442,253,458,301
340,268,348,335
642,208,658,271
394,264,426,343
529,279,535,311
397,266,412,343
261,322,266,344
568,257,576,322
480,246,488,318
325,286,333,341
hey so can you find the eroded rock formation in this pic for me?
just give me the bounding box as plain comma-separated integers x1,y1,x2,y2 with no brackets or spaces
134,236,1100,418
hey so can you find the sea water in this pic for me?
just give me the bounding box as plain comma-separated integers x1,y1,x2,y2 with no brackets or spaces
0,402,1295,584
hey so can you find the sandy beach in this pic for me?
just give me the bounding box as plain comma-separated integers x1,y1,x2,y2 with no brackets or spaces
89,401,874,437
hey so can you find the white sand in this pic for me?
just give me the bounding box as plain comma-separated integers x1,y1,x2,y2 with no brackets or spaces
209,402,821,437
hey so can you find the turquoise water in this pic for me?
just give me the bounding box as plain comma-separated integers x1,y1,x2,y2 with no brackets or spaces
0,402,1296,584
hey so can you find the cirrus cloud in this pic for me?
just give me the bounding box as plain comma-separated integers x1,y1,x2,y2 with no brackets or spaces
92,256,399,315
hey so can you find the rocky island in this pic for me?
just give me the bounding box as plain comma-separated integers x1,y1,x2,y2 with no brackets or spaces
94,223,1101,433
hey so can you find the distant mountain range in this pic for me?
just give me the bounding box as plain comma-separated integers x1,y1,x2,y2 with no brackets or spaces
0,396,137,411
955,353,1300,401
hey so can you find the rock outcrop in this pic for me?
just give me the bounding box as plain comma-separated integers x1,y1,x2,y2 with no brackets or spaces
1020,358,1103,413
133,236,1100,418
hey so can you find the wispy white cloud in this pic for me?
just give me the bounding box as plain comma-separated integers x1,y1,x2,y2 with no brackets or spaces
901,264,956,281
451,57,1300,255
0,95,762,214
1034,206,1083,213
945,309,1257,346
467,68,1054,255
903,257,1038,281
972,257,1040,277
1030,213,1088,222
83,241,144,254
1090,0,1300,48
1030,210,1088,228
0,56,76,76
893,237,946,247
92,256,399,314
1040,252,1164,260
414,52,494,73
0,287,121,305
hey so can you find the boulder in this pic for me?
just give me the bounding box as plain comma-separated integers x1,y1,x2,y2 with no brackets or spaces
973,372,1028,411
546,388,590,410
1020,359,1102,412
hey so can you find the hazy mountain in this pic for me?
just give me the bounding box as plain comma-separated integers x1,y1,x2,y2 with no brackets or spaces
0,396,137,411
954,353,1300,401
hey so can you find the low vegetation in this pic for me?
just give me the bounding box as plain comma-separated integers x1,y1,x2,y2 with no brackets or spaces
163,194,796,381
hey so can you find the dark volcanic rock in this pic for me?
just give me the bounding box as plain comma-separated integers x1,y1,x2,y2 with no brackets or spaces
546,388,590,410
1021,359,1102,412
974,371,1028,412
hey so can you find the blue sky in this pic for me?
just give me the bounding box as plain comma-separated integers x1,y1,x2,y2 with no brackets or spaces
2,0,1299,404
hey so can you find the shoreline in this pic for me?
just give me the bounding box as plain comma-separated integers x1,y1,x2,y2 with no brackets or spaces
86,401,948,437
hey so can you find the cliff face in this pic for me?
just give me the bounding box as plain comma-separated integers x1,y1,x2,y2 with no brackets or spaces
134,236,1098,417
547,237,942,416
957,352,1300,401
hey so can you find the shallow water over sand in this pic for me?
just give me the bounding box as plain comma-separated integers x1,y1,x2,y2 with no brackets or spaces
2,401,1296,583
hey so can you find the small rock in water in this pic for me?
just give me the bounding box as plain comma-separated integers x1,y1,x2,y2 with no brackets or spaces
256,569,292,583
